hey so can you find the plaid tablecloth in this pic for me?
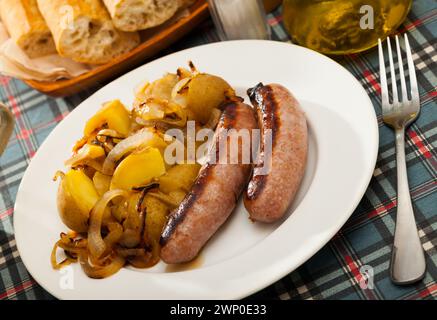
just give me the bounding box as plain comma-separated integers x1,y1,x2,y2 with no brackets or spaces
0,1,436,300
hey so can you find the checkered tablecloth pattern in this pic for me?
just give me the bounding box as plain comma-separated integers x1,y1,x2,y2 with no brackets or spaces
0,1,436,300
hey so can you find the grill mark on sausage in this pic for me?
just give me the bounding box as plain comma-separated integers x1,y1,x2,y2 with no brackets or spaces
246,84,279,200
160,102,240,246
220,101,237,128
160,164,213,246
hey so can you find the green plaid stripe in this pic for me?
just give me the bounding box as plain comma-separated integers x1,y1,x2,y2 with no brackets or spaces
0,1,436,300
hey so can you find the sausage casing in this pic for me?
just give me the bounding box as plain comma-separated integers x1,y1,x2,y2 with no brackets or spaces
160,101,258,264
244,83,308,223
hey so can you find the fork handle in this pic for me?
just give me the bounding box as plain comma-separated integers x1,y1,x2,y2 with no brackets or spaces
390,127,426,285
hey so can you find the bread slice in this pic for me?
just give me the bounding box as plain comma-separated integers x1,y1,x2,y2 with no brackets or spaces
37,0,140,65
0,0,56,58
103,0,192,32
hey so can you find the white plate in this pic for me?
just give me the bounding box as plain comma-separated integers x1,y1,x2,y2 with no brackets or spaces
14,40,378,300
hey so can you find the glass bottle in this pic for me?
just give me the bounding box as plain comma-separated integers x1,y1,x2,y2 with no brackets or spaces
282,0,413,54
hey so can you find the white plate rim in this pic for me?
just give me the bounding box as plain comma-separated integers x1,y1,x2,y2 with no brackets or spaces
13,40,379,300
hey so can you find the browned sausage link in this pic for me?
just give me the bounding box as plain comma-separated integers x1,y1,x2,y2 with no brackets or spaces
244,83,308,223
160,101,258,264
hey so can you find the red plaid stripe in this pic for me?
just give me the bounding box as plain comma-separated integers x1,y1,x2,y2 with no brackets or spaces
0,208,13,220
0,76,10,86
267,15,282,26
398,10,437,33
0,1,436,301
363,70,381,94
0,280,36,300
408,130,433,159
6,94,36,158
406,283,437,300
367,200,397,219
331,237,380,300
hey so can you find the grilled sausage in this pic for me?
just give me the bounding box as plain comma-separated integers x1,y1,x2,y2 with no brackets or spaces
160,101,258,264
244,83,307,223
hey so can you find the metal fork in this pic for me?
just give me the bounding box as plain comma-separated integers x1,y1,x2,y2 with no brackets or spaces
378,35,426,285
0,102,14,156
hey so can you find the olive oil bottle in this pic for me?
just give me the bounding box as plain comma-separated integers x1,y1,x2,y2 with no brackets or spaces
282,0,412,54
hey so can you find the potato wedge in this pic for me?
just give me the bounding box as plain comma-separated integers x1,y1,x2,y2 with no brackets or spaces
81,144,105,158
159,163,201,193
84,100,131,136
110,147,166,191
57,169,100,232
144,196,168,244
185,74,234,124
65,144,105,168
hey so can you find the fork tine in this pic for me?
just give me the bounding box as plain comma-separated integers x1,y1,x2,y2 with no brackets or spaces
378,39,390,108
387,37,399,104
404,34,420,102
395,35,408,102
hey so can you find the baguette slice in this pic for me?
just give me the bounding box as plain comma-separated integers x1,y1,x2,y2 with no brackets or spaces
37,0,139,65
103,0,194,32
0,0,56,58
